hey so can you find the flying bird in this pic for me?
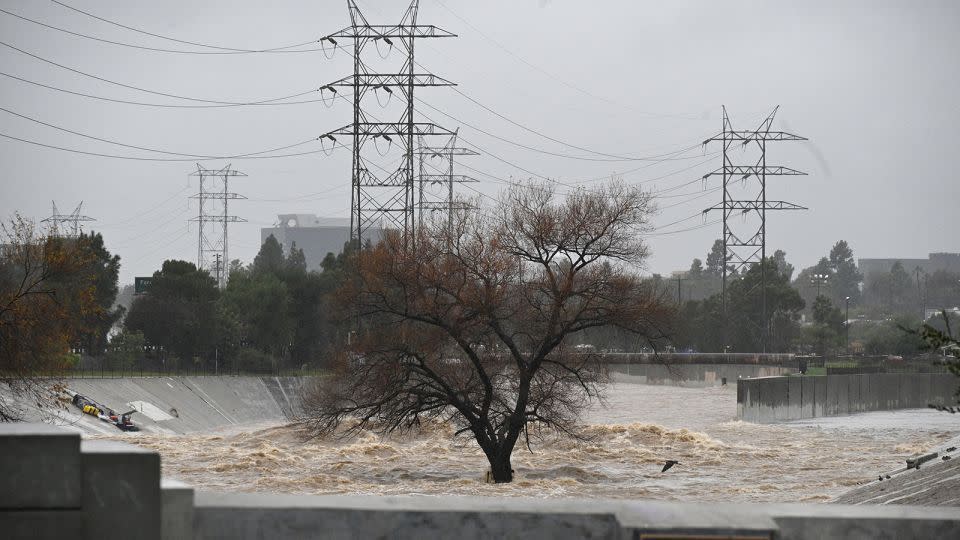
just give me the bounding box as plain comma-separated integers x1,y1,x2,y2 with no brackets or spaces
661,460,680,473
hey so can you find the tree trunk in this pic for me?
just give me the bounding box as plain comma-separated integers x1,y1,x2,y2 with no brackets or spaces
488,451,514,483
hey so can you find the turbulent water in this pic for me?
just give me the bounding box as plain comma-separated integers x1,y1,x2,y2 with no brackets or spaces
97,383,959,502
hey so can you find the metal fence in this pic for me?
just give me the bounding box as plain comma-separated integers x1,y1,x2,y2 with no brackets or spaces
66,355,318,379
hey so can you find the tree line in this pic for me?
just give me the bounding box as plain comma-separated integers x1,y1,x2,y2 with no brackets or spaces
661,238,960,356
122,235,353,373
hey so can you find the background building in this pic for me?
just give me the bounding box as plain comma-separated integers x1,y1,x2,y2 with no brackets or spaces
858,253,960,277
260,215,369,272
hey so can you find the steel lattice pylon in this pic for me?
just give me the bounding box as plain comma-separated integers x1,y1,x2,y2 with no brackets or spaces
189,164,246,288
42,201,95,238
416,128,478,234
319,0,456,248
702,106,807,352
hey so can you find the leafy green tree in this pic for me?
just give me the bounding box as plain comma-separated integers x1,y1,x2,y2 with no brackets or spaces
221,269,292,359
74,231,123,355
104,330,145,370
925,271,960,310
124,260,220,364
772,249,794,280
725,256,805,352
915,312,960,402
705,239,725,276
673,254,804,352
1,216,100,420
688,258,704,278
860,316,925,356
808,295,845,355
828,240,862,304
253,234,284,275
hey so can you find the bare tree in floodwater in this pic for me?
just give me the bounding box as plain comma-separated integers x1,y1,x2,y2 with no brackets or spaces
300,181,674,483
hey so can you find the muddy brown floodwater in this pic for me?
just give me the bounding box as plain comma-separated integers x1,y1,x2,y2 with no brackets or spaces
97,383,959,502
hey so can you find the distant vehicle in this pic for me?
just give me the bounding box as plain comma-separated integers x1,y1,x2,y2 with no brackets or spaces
574,344,596,352
67,390,138,432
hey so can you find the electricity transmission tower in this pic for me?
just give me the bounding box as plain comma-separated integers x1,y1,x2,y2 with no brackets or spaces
189,164,246,288
702,106,807,352
319,0,456,248
42,201,95,237
416,128,478,233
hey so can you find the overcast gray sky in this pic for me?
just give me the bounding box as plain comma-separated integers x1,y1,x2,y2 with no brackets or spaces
1,0,958,285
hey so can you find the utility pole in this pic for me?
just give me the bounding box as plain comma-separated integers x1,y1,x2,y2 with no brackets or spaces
676,275,684,305
916,266,924,322
189,164,246,288
42,201,95,238
318,0,457,249
845,296,851,357
702,106,807,353
415,128,478,236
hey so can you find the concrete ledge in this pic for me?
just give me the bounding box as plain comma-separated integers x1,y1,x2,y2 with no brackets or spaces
192,493,960,540
162,479,195,540
0,509,84,540
82,439,161,540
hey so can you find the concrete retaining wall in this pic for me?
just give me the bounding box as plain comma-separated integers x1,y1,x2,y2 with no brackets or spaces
738,373,959,423
610,362,796,387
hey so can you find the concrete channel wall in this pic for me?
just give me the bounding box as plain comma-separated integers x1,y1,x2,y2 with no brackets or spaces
608,362,796,387
46,376,306,435
737,373,958,423
4,423,959,540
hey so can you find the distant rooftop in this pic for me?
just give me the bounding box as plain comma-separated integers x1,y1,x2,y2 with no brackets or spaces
275,214,350,228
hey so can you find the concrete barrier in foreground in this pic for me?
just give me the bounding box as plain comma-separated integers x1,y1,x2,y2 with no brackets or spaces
737,373,958,423
3,422,960,540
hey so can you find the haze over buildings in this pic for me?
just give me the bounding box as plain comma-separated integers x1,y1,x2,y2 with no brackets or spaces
858,253,960,278
260,214,382,272
0,1,957,287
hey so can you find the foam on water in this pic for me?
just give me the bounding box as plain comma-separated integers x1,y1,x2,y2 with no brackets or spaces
95,383,960,502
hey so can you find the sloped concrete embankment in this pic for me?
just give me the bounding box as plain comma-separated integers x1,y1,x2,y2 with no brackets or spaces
57,376,306,435
835,436,960,506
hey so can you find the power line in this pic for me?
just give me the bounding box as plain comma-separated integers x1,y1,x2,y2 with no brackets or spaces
98,186,193,228
0,40,323,105
416,96,705,163
649,218,721,237
328,37,711,168
51,1,322,54
247,184,350,203
0,7,328,56
0,131,349,162
0,71,343,109
431,0,706,121
0,105,322,159
336,45,710,163
447,86,705,161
